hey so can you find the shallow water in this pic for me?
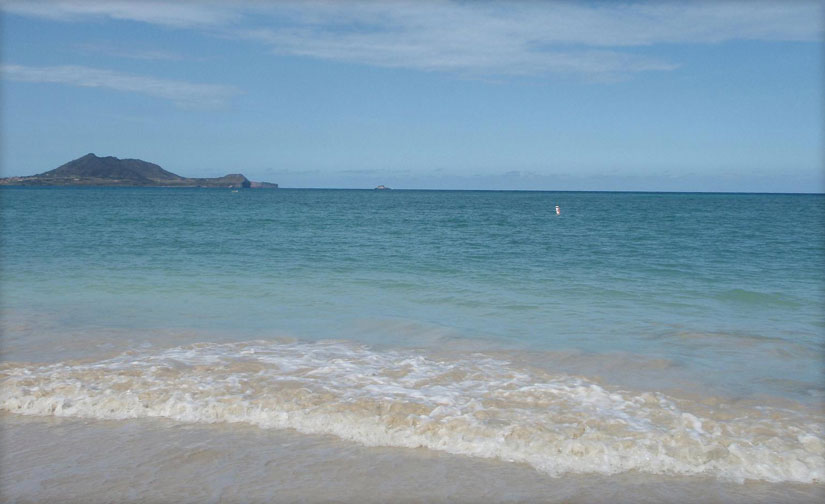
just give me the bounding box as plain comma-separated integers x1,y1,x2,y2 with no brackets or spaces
1,188,823,501
3,413,823,504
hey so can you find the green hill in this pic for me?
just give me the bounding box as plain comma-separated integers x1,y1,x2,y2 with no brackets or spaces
41,153,184,183
0,153,276,188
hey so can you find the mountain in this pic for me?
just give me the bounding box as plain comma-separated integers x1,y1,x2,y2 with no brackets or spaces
40,153,184,183
0,154,277,188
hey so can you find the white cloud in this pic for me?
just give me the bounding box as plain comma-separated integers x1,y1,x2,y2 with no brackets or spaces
259,1,824,45
241,26,676,79
1,64,239,108
3,1,822,78
0,0,238,27
231,0,823,78
74,43,185,61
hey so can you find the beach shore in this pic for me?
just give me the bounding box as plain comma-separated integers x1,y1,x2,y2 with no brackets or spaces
4,412,823,504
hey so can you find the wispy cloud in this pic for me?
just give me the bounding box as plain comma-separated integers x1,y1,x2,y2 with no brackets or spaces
3,1,823,79
1,0,238,27
241,27,676,79
74,43,186,61
234,0,822,79
1,64,239,108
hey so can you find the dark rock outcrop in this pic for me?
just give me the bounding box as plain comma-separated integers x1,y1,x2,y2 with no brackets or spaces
250,181,278,189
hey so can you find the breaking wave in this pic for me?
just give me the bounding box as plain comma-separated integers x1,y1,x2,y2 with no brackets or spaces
1,339,823,484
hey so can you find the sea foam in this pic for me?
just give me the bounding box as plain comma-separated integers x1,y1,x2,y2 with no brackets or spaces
1,340,823,483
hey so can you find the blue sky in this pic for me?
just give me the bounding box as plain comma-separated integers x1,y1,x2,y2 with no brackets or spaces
1,1,823,191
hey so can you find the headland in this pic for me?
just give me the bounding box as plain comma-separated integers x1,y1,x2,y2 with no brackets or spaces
0,153,277,188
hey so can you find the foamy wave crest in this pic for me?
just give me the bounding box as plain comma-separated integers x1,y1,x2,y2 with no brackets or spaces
2,340,823,483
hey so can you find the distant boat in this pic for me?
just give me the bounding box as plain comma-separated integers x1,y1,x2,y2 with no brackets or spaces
374,185,391,190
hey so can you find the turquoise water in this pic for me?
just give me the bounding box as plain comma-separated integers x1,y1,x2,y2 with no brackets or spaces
3,188,823,395
1,187,824,490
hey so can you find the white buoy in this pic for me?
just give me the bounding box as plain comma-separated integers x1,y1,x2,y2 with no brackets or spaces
555,205,561,215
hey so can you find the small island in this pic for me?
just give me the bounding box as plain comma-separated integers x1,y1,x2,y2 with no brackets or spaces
374,185,391,190
0,153,278,188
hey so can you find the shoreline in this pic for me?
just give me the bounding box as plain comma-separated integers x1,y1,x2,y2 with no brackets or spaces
2,332,823,486
3,412,823,504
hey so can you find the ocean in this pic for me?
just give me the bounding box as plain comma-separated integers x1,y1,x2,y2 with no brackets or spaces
1,187,823,503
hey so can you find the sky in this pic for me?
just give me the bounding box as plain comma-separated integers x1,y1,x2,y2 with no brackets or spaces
1,0,823,192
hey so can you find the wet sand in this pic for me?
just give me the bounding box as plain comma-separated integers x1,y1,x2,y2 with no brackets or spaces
3,413,822,504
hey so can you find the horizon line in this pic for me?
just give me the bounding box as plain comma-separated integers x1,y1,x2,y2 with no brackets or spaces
2,185,822,195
